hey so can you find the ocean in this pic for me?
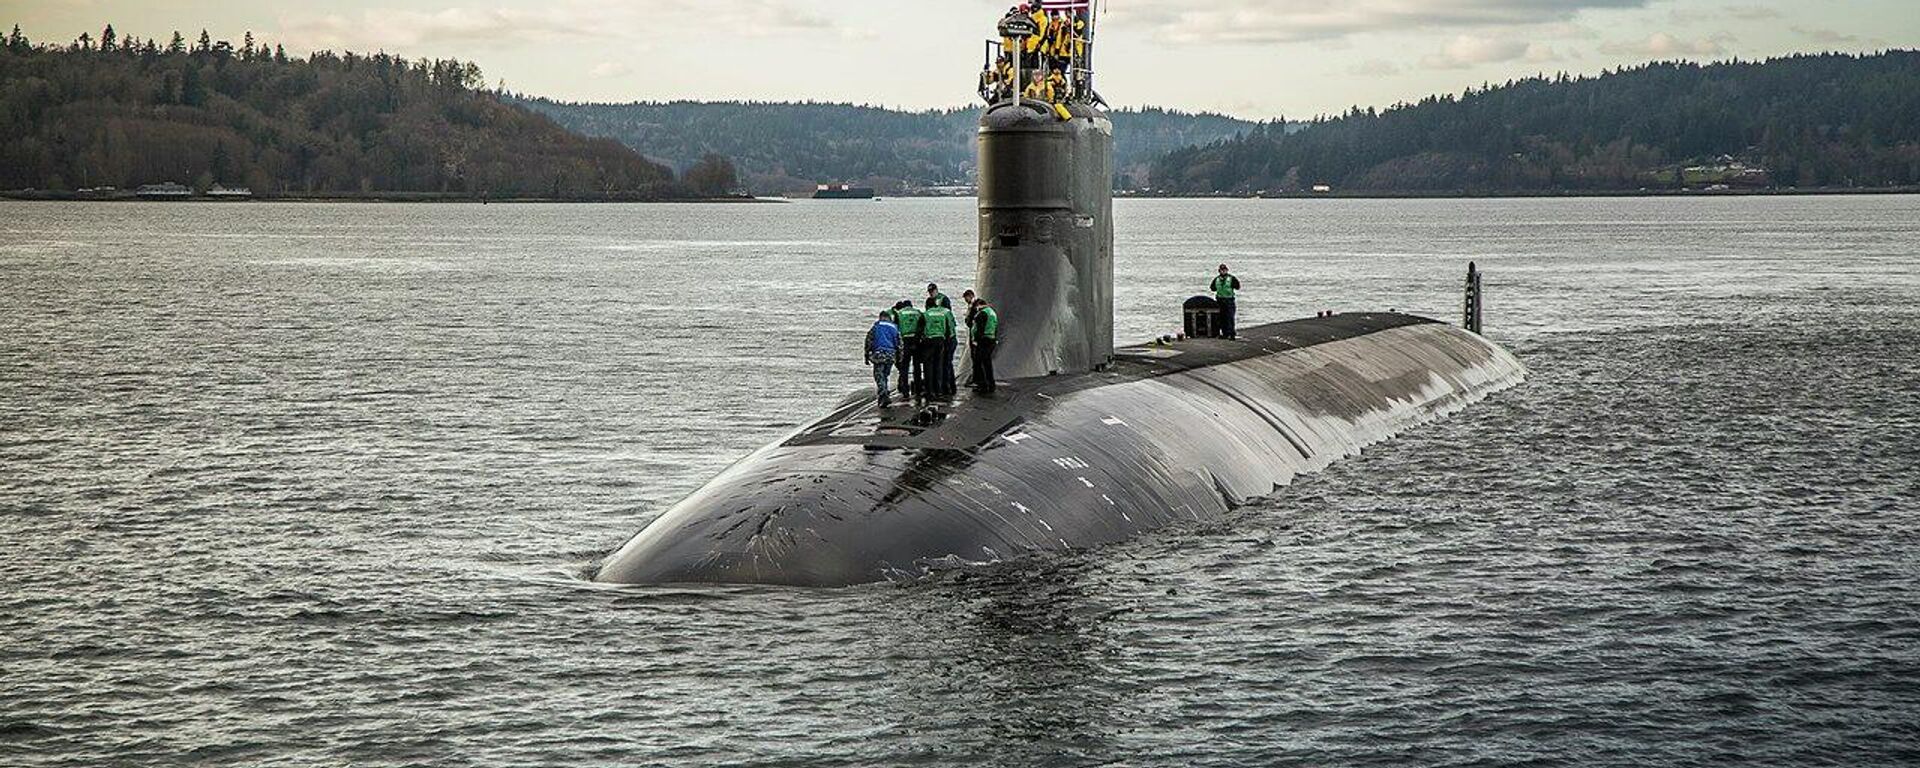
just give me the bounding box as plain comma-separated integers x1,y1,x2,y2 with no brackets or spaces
3,196,1916,766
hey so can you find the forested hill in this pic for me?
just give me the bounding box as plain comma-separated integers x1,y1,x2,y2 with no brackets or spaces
515,98,1264,194
1152,52,1920,195
0,25,677,198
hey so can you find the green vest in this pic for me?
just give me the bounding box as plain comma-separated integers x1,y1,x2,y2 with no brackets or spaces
893,307,924,337
1212,274,1238,299
922,306,956,339
928,292,949,309
975,306,999,340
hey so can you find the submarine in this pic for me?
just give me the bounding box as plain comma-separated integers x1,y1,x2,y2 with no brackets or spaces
594,8,1526,587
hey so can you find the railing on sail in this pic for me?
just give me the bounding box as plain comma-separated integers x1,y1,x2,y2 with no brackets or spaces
981,0,1101,108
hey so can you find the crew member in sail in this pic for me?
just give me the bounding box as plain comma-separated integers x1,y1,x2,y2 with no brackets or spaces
1023,4,1049,68
1212,264,1243,340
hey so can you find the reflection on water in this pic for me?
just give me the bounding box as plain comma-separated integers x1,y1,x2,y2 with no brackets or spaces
2,197,1917,766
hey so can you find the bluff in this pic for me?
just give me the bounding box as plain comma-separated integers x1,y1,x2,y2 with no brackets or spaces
0,25,676,198
1151,52,1920,194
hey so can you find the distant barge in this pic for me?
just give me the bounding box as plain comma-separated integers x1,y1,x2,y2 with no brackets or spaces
813,184,877,200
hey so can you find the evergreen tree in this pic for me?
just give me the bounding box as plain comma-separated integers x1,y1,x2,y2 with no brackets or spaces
0,24,678,198
685,154,740,196
195,30,211,54
101,24,116,51
168,31,185,54
242,31,254,60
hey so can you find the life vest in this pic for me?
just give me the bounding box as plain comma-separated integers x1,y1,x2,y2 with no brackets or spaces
1024,77,1052,102
1024,9,1048,53
1050,17,1073,58
1213,274,1238,299
922,307,956,339
974,306,1000,340
894,306,924,337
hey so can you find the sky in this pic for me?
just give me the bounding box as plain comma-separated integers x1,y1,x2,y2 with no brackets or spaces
4,0,1916,119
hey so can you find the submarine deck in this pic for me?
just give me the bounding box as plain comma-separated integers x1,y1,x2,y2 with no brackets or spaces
789,312,1437,452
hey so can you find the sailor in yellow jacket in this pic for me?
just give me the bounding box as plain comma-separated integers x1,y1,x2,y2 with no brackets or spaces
1024,5,1049,60
1048,13,1074,65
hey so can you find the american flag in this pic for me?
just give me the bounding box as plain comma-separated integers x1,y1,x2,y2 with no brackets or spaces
1041,0,1092,10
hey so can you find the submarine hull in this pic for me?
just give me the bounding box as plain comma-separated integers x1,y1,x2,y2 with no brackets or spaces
594,313,1526,587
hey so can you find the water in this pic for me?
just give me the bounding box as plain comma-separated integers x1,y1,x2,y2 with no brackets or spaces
3,197,1917,766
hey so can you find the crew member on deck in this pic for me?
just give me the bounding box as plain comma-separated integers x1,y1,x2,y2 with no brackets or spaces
926,283,950,311
1212,264,1242,340
970,298,1000,394
960,289,978,386
865,310,901,408
891,300,925,399
921,300,959,399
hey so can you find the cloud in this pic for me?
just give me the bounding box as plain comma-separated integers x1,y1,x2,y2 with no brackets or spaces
1420,34,1563,68
279,1,832,52
1349,59,1405,76
588,60,630,78
1790,26,1862,45
1672,4,1783,23
1110,0,1650,45
1597,32,1729,57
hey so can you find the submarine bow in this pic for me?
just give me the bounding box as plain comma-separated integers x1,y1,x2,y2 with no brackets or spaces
595,314,1526,587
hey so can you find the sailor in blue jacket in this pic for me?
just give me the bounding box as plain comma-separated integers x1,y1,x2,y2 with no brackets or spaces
864,310,902,408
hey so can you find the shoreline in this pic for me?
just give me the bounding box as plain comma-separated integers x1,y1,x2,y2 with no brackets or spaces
7,188,1916,203
1120,186,1920,200
0,192,782,204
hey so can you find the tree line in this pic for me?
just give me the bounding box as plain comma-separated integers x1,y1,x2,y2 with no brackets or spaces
1150,52,1920,194
514,97,1264,195
0,24,718,198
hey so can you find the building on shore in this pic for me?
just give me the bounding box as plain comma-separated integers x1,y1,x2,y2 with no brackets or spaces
207,184,254,199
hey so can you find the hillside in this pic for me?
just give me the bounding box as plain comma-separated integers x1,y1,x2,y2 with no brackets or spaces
0,25,678,198
515,98,1265,194
1151,52,1920,195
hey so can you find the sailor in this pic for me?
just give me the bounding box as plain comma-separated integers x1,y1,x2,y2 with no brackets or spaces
865,310,901,408
1023,3,1049,68
1000,6,1026,64
970,298,1000,394
1024,73,1054,103
959,289,978,386
891,300,925,399
921,300,959,398
1211,264,1242,340
925,282,950,311
1048,12,1074,70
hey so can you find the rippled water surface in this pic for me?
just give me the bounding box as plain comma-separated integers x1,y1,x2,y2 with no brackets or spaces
4,197,1917,766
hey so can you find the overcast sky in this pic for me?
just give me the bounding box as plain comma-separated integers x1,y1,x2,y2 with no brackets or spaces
5,0,1915,118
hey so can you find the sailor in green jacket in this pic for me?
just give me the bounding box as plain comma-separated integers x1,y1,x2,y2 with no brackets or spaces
920,300,959,399
1211,263,1242,340
969,298,1000,394
891,300,925,399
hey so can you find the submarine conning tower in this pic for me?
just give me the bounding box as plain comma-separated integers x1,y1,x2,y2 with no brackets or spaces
976,101,1115,379
973,3,1114,379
